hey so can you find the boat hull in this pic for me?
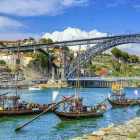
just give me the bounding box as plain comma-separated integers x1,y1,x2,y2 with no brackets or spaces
108,99,137,107
53,109,106,121
137,101,140,107
0,105,58,117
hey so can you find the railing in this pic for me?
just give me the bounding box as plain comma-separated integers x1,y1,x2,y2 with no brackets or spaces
68,77,140,81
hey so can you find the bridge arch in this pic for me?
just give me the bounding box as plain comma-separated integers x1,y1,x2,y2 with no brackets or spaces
65,35,140,79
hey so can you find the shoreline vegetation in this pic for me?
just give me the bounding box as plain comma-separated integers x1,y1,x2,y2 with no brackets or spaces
72,117,140,140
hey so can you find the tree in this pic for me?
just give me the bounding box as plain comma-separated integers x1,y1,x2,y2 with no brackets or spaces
0,41,4,47
39,38,53,43
0,60,6,65
111,48,122,58
29,37,35,40
130,55,139,63
60,46,70,52
121,52,129,61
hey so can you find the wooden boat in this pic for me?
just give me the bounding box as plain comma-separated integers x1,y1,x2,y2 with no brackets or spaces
53,44,107,121
137,97,140,107
54,102,107,121
0,93,59,117
108,84,137,107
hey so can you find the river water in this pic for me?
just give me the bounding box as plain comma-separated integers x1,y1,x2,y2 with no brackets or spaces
0,88,140,140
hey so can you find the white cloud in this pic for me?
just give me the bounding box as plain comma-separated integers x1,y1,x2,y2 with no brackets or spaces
43,27,140,54
0,0,88,16
43,27,107,50
0,16,24,27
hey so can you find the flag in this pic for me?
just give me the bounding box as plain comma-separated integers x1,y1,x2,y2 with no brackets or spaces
108,92,110,98
134,90,138,95
53,92,58,101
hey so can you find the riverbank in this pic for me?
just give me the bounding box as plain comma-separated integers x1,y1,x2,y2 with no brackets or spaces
72,117,140,140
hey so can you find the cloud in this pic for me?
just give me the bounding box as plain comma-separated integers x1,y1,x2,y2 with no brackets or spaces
0,0,88,16
42,27,107,50
0,16,24,27
42,27,140,54
106,3,118,8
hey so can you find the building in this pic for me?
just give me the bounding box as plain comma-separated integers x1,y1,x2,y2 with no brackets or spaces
24,39,36,45
0,67,11,81
24,55,36,66
0,51,7,60
53,60,61,67
3,53,24,66
54,46,60,55
1,40,23,47
1,41,17,47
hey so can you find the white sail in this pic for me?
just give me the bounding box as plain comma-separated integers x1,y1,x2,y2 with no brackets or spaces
53,92,58,101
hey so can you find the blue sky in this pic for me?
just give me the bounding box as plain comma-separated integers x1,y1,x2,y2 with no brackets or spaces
0,0,140,53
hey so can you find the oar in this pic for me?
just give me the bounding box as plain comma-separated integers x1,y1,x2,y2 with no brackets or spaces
15,95,75,131
0,91,10,97
123,98,138,112
98,90,120,106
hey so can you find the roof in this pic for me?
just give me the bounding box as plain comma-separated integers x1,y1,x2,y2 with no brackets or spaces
2,41,17,43
24,55,36,58
0,64,5,66
53,60,60,63
0,51,7,54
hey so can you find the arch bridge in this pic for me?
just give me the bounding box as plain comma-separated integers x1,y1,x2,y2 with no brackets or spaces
0,33,140,80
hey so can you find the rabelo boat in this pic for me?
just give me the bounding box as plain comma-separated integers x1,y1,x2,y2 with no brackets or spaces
53,45,107,121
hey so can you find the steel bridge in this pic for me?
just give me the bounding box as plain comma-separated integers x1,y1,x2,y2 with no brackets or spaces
0,33,140,80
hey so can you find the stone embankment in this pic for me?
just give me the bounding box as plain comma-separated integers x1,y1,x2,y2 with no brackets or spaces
72,117,140,140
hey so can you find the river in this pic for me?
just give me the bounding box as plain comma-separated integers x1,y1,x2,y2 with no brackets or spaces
0,88,139,140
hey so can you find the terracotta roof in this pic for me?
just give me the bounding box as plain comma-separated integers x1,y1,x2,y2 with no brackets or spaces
2,41,17,43
0,51,7,54
0,64,5,66
53,60,60,62
24,55,36,58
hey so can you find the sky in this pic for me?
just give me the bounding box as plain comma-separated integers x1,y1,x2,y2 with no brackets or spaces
0,0,140,54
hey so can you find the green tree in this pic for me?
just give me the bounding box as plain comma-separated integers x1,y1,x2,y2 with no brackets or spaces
0,60,6,65
39,38,53,43
0,41,4,47
60,46,70,52
29,37,35,40
111,48,122,58
130,55,139,63
122,52,129,61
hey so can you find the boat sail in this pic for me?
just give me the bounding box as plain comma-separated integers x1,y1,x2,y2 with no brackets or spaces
108,59,137,107
0,41,58,117
53,45,107,121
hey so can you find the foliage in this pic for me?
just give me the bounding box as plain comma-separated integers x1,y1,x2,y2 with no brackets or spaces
121,52,129,61
129,55,139,63
111,48,122,58
37,53,49,68
0,41,4,47
128,133,139,138
39,38,53,43
29,37,35,40
60,46,70,52
96,66,102,71
0,60,6,65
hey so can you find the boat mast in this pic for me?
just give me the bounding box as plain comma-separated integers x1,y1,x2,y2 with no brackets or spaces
16,40,20,97
77,44,81,101
120,58,123,95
